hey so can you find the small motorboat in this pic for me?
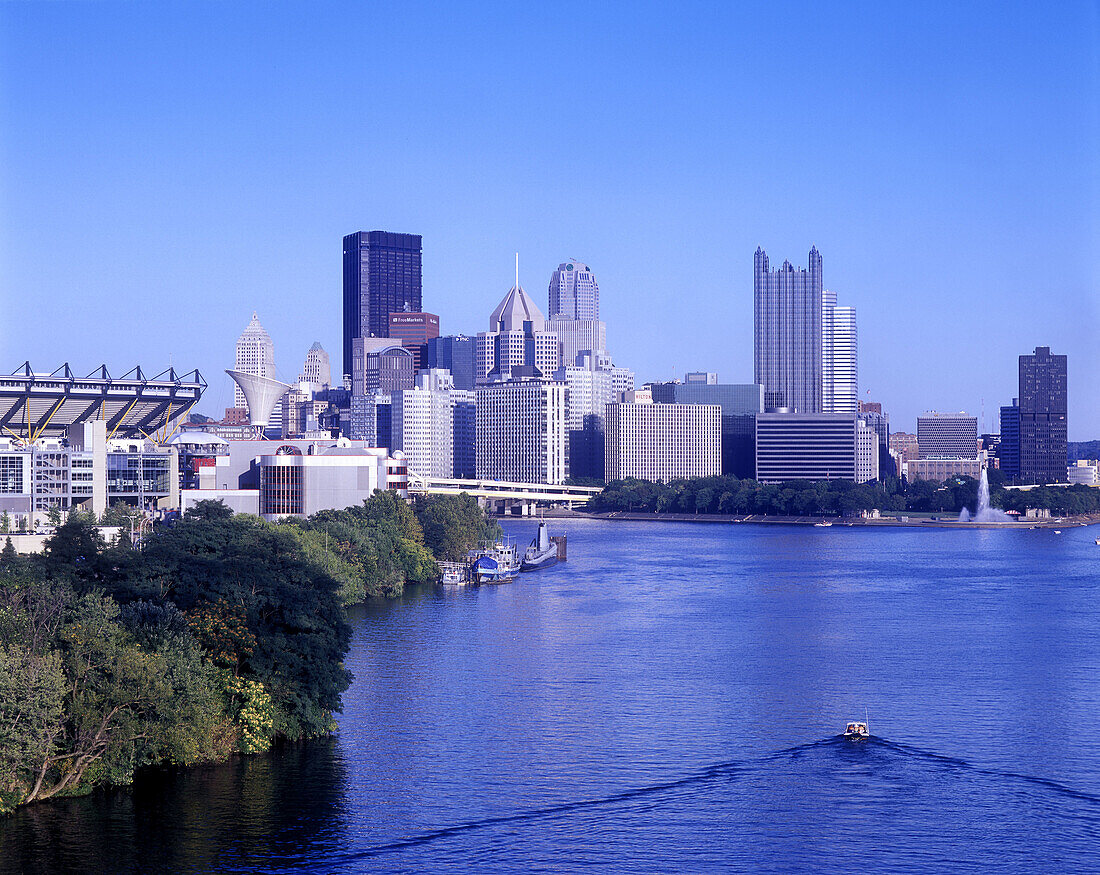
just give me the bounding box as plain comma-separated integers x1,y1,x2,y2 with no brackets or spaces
468,539,521,584
814,520,833,528
471,553,516,584
438,561,469,587
1054,530,1062,535
843,721,870,740
1094,538,1099,546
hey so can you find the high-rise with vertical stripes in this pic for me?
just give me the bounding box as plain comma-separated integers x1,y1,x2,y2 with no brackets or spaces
822,289,858,414
753,247,823,413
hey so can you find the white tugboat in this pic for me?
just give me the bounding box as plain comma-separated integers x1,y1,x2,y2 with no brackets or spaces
521,520,560,571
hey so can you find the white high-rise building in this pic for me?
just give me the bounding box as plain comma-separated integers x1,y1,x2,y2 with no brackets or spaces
605,401,721,483
550,317,607,369
476,379,567,484
857,419,879,483
234,313,281,425
299,342,331,387
822,290,858,414
611,366,635,397
393,370,455,480
547,261,607,373
556,352,615,481
476,277,559,384
549,260,600,319
556,353,616,433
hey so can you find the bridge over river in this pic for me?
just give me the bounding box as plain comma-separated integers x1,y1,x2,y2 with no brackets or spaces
405,474,601,515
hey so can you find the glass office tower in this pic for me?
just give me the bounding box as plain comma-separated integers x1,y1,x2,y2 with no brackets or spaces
342,231,422,379
753,247,823,413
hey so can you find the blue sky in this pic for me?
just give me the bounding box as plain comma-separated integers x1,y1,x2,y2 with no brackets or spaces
2,1,1098,437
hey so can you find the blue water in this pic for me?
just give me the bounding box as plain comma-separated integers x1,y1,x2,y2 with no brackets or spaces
4,520,1100,872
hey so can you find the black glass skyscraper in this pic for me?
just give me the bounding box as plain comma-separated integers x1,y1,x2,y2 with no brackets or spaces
342,231,422,379
1018,346,1067,484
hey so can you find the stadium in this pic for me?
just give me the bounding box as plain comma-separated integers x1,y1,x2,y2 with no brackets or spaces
0,362,206,443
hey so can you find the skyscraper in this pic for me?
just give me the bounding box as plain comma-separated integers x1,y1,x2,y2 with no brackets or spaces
547,260,608,369
234,312,277,418
1018,346,1067,484
754,247,823,413
425,335,476,391
999,400,1020,482
822,289,857,413
342,231,423,379
548,260,599,319
605,400,722,483
388,311,439,373
648,379,764,478
476,379,568,484
392,370,456,480
555,351,616,481
299,342,331,387
476,276,558,383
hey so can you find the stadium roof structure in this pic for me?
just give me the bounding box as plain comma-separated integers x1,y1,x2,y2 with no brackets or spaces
0,363,207,443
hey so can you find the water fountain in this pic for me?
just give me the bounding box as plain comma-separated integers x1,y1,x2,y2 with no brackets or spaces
958,468,1011,523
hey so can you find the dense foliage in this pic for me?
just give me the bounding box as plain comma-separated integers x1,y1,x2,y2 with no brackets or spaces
1068,441,1100,463
0,491,497,813
413,493,502,561
587,474,1100,517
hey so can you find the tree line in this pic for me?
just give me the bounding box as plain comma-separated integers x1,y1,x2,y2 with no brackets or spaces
0,492,499,813
586,472,1100,517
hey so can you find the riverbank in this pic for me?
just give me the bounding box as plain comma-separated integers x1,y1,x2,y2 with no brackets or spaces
564,509,1100,529
0,493,500,815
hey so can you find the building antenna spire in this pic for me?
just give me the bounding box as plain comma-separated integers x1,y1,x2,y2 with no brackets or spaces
515,252,519,291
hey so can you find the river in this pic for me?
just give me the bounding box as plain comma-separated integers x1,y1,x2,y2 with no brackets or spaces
3,519,1100,872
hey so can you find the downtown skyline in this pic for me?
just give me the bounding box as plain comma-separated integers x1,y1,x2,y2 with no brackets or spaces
1,2,1097,437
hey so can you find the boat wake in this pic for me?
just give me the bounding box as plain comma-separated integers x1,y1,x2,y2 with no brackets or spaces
873,738,1100,805
329,735,1100,863
330,756,749,861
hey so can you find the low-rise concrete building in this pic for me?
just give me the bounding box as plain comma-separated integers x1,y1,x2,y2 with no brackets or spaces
903,456,984,482
1067,460,1099,486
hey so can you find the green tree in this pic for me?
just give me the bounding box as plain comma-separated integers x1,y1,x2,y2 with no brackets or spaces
414,493,501,561
184,498,234,522
100,501,142,528
16,593,171,803
0,644,66,812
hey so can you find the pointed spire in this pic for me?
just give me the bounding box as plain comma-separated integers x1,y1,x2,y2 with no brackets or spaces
515,252,520,292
